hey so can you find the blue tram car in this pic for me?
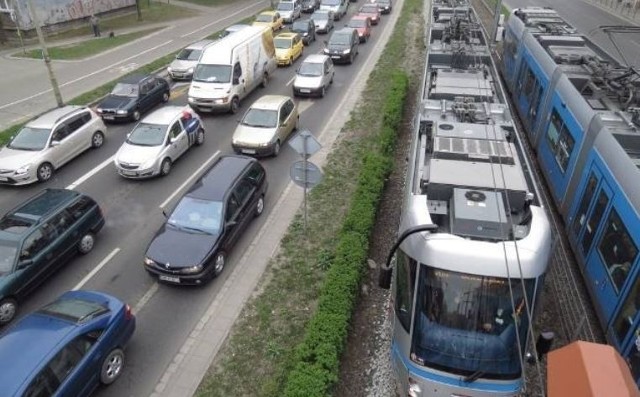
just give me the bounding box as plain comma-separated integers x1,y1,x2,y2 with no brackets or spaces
501,7,640,383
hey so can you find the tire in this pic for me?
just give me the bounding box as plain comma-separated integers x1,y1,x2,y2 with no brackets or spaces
0,298,17,326
273,140,281,157
261,72,269,88
212,251,226,277
36,162,53,182
162,91,170,102
132,109,141,122
160,158,172,176
289,57,293,66
348,52,354,64
195,128,205,146
100,349,125,385
294,116,300,130
330,73,334,84
78,232,96,255
320,85,326,97
229,97,240,114
91,131,105,148
255,195,265,217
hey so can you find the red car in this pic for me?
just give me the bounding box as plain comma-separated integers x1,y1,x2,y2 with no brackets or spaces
358,3,381,25
347,16,372,43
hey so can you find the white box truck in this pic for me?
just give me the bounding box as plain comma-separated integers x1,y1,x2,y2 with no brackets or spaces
188,26,277,114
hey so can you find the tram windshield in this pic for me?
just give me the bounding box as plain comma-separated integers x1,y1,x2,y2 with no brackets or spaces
411,266,535,380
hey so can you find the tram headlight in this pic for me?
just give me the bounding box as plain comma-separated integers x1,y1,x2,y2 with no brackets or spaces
408,377,422,397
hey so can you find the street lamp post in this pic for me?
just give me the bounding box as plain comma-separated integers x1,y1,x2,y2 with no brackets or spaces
26,0,63,107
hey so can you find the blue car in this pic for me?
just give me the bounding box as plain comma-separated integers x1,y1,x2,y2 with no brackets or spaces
0,290,135,397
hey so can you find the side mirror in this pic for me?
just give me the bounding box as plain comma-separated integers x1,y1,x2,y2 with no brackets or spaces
169,137,178,144
126,133,131,138
50,140,61,147
226,220,237,228
162,209,168,218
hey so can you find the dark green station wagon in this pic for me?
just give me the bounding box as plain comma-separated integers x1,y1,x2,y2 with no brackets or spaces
0,189,105,325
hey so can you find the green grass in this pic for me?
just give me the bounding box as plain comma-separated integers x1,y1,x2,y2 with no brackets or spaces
0,124,24,147
174,0,237,5
14,28,161,60
485,0,511,18
194,0,424,395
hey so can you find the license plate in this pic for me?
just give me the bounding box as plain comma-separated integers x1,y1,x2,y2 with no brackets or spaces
159,275,180,283
331,55,340,59
121,170,136,176
103,115,115,120
0,177,7,181
242,149,256,154
300,89,311,93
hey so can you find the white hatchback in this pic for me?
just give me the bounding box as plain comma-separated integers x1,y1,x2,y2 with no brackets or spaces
292,54,335,97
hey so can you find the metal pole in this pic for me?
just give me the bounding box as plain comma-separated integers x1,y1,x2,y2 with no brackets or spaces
303,133,308,234
26,0,63,107
491,0,503,44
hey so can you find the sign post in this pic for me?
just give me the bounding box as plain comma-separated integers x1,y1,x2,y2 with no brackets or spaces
289,130,323,233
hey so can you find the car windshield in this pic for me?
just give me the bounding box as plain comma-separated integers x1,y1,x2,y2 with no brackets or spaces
193,64,232,83
38,298,109,323
378,0,390,3
277,3,293,10
349,19,367,28
8,126,50,151
411,266,535,380
168,197,223,235
298,62,323,76
292,21,309,31
176,48,202,61
127,123,167,146
360,4,378,12
322,0,339,5
242,108,279,128
111,83,139,98
312,11,330,20
0,242,17,276
255,14,273,22
274,38,293,49
330,33,351,46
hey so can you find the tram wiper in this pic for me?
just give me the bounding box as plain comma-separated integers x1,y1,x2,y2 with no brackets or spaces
463,370,484,383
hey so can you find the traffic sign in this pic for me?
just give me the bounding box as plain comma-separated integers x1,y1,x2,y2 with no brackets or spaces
288,129,321,159
290,160,323,189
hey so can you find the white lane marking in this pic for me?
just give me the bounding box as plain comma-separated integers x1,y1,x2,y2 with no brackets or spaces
133,282,159,314
72,248,120,290
0,41,173,111
180,1,267,38
160,150,221,209
66,155,115,190
286,76,296,86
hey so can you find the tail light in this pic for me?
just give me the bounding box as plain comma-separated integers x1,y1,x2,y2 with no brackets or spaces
124,304,133,321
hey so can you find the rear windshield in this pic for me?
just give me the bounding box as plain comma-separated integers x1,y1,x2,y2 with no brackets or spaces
292,21,309,31
348,19,367,28
176,48,202,61
38,298,109,323
360,4,378,12
277,3,294,10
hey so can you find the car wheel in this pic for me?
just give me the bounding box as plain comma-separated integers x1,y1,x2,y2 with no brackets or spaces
289,57,293,66
196,128,205,146
100,349,125,385
273,140,281,157
91,131,105,148
330,73,334,84
0,298,17,326
132,109,141,121
348,52,354,64
36,162,53,182
255,195,265,217
162,91,170,102
320,85,326,97
78,232,96,254
295,116,300,130
212,252,226,277
160,158,172,176
261,72,269,88
229,97,240,114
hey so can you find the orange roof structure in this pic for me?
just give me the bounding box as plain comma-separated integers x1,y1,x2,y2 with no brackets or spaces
547,341,640,397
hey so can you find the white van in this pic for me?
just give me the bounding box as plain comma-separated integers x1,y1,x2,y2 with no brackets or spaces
188,26,277,114
319,0,348,20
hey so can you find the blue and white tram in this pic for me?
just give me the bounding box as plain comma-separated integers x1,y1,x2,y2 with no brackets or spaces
380,2,552,396
501,7,640,383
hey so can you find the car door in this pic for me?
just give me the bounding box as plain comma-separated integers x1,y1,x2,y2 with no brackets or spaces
138,80,154,112
14,224,57,298
50,122,75,167
223,193,242,250
280,99,297,140
233,178,258,233
167,119,189,160
323,58,334,87
58,113,91,164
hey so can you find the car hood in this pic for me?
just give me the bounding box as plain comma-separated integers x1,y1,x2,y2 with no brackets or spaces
169,59,198,71
189,82,229,98
0,146,41,170
294,74,323,88
116,142,164,165
315,19,328,27
147,225,220,268
233,125,276,145
99,95,135,111
320,5,337,11
279,10,293,17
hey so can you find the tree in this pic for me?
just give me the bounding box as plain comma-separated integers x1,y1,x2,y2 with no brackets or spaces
136,0,143,21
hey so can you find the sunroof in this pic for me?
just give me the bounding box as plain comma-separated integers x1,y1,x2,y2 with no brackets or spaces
38,298,109,324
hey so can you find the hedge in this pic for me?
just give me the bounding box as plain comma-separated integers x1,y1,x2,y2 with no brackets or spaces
282,70,409,397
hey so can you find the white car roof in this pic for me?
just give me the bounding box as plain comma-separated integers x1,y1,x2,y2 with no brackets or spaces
141,106,189,125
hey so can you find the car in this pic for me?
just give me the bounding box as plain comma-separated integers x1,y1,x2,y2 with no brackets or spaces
113,107,205,179
358,3,381,25
376,0,392,14
144,155,268,285
0,106,106,185
274,32,304,66
323,27,360,64
219,23,250,38
0,189,105,325
293,54,335,97
0,290,135,396
347,15,372,43
311,10,334,33
301,0,320,13
320,0,348,20
96,74,170,122
252,11,284,32
232,95,299,156
167,40,215,81
276,1,301,23
291,18,316,45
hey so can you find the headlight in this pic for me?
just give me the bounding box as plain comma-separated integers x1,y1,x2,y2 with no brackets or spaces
303,32,308,36
343,49,351,54
15,165,30,175
167,66,173,72
323,48,329,53
258,141,270,147
187,67,194,74
116,109,128,115
181,264,203,274
214,97,229,104
144,257,156,266
188,96,195,103
96,108,103,113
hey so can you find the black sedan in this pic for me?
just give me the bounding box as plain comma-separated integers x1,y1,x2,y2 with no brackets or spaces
291,19,316,45
96,74,170,122
301,0,320,13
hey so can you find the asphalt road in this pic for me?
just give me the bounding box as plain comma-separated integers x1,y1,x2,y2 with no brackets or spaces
0,2,395,396
503,0,640,66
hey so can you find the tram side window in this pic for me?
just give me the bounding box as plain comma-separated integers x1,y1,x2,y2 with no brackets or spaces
613,275,640,343
522,67,535,97
504,33,516,60
395,251,417,331
572,174,598,236
598,209,638,293
581,190,609,255
546,109,575,172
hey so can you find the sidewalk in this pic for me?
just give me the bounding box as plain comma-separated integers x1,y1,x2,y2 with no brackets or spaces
0,0,268,131
583,0,640,25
